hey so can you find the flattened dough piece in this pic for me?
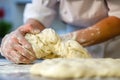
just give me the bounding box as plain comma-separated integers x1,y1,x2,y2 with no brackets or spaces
30,58,120,78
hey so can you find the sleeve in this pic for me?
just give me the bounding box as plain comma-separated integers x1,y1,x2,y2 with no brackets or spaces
106,0,120,18
23,0,58,28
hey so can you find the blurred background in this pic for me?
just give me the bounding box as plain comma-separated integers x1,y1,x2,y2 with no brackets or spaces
0,0,66,58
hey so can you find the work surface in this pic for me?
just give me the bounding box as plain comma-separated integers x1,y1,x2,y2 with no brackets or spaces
0,59,120,80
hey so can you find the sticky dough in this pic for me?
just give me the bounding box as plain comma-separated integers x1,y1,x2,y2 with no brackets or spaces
25,28,91,59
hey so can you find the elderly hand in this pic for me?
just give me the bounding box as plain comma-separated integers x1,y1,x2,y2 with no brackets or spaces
0,23,42,64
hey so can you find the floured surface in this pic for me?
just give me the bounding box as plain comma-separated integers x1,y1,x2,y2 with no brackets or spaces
0,59,32,73
0,59,120,80
30,58,120,78
0,59,42,74
25,28,91,59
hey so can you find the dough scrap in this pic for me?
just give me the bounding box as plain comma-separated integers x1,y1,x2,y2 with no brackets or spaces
30,58,120,78
25,28,91,59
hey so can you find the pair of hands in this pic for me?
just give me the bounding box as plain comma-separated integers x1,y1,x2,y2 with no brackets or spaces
0,22,97,64
0,24,41,63
0,25,77,64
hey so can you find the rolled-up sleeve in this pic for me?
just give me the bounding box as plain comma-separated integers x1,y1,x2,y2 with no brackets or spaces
24,0,57,28
106,0,120,18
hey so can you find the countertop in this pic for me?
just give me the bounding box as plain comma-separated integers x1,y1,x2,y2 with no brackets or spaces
0,59,120,80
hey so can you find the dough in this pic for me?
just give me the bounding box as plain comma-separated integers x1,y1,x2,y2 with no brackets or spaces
25,28,91,59
30,58,120,78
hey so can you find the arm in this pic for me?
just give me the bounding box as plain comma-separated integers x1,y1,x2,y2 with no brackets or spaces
62,0,120,47
75,16,120,46
76,0,120,47
61,16,120,47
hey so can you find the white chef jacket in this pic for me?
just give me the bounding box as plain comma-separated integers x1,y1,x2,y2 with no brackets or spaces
24,0,120,58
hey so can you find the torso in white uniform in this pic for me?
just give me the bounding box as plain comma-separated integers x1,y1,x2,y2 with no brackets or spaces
24,0,120,58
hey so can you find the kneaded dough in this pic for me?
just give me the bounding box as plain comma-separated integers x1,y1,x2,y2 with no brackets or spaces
30,58,120,78
25,28,91,59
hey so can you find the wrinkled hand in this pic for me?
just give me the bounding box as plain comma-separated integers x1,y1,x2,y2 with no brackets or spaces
0,24,41,63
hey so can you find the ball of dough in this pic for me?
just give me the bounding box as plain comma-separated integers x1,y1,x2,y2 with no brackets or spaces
25,28,91,59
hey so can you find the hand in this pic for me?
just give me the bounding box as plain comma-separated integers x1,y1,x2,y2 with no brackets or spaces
0,24,41,63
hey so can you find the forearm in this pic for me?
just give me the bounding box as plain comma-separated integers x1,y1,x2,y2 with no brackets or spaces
75,16,120,47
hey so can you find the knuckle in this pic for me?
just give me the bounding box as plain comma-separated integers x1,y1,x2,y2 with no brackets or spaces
24,44,31,49
17,55,24,61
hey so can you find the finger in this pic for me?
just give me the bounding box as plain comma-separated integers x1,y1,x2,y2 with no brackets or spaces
2,49,19,63
18,24,32,35
16,32,36,57
19,24,41,34
8,50,31,64
1,34,10,51
0,39,12,57
0,47,1,54
11,36,36,60
0,34,17,56
13,44,36,61
5,55,17,63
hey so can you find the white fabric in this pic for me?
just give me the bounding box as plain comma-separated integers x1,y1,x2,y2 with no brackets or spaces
24,0,120,28
104,36,120,58
107,0,120,18
24,0,57,28
59,0,108,27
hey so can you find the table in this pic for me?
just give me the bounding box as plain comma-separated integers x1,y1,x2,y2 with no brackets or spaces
0,59,120,80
